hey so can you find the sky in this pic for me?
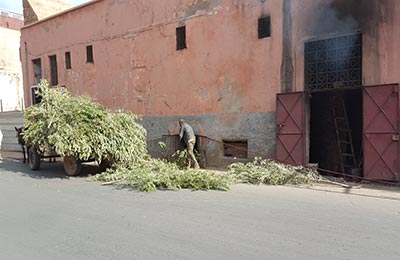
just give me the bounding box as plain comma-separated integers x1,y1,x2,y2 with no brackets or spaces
0,0,90,14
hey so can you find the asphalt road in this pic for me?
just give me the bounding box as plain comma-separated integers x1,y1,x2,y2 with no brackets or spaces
0,156,399,260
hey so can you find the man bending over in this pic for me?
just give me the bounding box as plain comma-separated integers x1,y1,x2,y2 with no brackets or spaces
179,119,200,169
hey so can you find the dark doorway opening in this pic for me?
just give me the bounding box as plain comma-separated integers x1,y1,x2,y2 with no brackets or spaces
309,89,363,175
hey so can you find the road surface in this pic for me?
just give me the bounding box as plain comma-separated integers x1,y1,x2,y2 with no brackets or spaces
0,156,399,260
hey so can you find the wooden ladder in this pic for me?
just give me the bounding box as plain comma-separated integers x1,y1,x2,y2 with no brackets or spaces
332,96,357,174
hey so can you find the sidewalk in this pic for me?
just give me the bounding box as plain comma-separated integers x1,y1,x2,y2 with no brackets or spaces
1,150,399,200
295,182,400,201
0,150,22,161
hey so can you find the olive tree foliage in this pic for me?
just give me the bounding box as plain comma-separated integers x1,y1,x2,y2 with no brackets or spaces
23,80,148,165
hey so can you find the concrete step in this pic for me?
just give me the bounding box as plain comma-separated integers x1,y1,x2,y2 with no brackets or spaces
0,111,24,124
0,111,24,151
1,129,17,138
0,111,23,117
1,132,21,150
0,119,24,125
2,136,18,144
1,125,23,132
1,143,22,152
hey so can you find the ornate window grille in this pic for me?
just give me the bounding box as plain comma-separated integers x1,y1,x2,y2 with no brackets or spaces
305,34,362,91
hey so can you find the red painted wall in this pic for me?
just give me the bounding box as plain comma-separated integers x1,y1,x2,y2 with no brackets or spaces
21,0,283,116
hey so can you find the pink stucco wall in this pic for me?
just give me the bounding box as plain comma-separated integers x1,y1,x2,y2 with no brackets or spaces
0,15,23,31
21,0,400,113
20,0,400,167
290,0,400,91
21,0,283,116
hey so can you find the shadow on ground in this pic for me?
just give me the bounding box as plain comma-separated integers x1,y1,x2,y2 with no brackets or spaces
0,152,104,179
2,152,399,200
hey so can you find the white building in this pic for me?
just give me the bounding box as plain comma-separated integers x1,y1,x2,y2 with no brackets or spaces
0,9,24,112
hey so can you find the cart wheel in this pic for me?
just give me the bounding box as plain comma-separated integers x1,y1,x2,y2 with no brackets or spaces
63,156,82,176
29,147,41,171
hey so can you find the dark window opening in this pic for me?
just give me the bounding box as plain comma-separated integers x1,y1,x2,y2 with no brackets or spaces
32,58,42,85
86,45,94,63
176,26,187,51
31,86,42,105
258,16,271,39
65,51,71,69
223,140,248,158
49,55,58,86
305,33,362,91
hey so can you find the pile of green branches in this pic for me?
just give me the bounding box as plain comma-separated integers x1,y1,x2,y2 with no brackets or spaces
229,157,322,185
170,149,202,170
94,156,322,191
92,159,231,192
23,81,231,192
23,81,321,192
23,80,147,165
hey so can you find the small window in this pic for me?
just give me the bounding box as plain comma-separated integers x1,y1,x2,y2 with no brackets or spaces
49,55,58,86
176,26,187,51
32,58,42,85
65,51,71,69
86,45,94,63
223,140,248,158
258,16,271,39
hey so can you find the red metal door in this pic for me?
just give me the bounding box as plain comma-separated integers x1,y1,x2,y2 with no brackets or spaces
363,84,400,181
276,92,305,165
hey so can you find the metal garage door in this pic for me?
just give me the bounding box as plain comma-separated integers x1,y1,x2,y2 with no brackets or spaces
363,84,399,181
276,92,305,165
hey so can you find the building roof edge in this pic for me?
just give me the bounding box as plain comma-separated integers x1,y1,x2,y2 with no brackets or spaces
0,8,24,20
21,0,104,30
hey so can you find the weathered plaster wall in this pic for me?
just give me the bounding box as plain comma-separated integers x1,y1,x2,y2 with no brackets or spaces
21,0,283,164
290,0,400,91
0,13,24,111
20,0,400,166
0,70,22,112
22,0,283,115
374,1,400,86
142,112,276,167
0,27,22,72
0,14,24,30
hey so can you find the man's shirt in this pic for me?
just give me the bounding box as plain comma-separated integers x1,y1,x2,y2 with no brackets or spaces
179,123,195,145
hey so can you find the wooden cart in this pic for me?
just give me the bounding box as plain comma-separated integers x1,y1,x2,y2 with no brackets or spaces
28,147,103,176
